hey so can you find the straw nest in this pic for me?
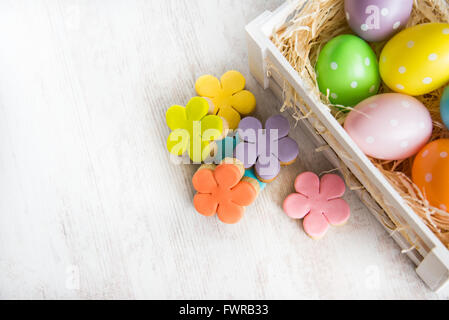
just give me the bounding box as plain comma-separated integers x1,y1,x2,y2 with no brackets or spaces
271,0,449,248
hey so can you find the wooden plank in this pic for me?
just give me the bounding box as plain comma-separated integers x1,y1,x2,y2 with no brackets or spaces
0,0,445,299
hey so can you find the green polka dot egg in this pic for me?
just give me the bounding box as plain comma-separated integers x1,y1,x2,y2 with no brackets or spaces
316,34,380,108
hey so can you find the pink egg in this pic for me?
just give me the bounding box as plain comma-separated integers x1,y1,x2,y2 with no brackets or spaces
344,93,433,160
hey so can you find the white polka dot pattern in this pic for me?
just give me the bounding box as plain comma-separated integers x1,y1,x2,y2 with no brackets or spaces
428,53,438,61
422,77,432,84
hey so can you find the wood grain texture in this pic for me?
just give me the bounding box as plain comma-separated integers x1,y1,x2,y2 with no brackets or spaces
0,0,447,299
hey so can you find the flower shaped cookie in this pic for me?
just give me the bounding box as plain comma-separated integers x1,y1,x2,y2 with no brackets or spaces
195,70,256,130
235,115,299,182
192,159,259,224
166,97,224,162
283,172,350,239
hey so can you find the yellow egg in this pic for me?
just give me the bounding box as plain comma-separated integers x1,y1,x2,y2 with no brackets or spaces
380,23,449,96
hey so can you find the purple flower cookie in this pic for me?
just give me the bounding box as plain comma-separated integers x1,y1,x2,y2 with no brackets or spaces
234,115,299,182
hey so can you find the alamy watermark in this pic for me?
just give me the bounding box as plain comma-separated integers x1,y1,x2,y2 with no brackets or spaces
168,121,281,176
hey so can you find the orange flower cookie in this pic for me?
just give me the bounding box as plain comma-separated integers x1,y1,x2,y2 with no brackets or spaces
195,71,256,130
192,158,259,224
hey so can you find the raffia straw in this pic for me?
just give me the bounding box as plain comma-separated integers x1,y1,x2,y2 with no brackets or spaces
271,0,449,249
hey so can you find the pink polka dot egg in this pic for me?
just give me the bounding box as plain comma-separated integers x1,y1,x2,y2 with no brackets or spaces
344,93,433,160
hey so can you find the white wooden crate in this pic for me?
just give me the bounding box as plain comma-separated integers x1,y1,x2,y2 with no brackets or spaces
246,0,449,291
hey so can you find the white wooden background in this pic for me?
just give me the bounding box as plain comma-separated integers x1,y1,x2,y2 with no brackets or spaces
0,0,447,300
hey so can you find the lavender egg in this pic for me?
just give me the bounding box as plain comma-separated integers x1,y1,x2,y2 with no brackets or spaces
345,0,413,42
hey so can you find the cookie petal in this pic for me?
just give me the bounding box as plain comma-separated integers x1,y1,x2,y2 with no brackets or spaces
265,115,290,139
217,105,241,130
217,201,244,224
322,198,350,226
231,90,256,116
188,137,211,162
192,167,217,193
255,154,280,182
237,116,262,143
234,141,258,169
319,174,346,200
200,115,223,140
220,70,245,95
214,163,242,189
166,129,189,156
283,193,310,219
294,172,320,197
195,75,221,98
303,210,329,239
185,97,209,121
230,181,258,206
166,105,187,131
277,137,299,164
193,193,218,217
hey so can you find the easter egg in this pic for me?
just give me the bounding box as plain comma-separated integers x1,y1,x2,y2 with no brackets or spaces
380,23,449,96
316,34,380,107
345,0,413,42
344,93,433,160
440,86,449,130
412,139,449,212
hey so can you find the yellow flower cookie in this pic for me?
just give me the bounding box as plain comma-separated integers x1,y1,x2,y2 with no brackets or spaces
195,70,256,130
166,97,224,162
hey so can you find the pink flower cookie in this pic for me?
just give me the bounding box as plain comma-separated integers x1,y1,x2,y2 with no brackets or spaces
283,172,350,239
